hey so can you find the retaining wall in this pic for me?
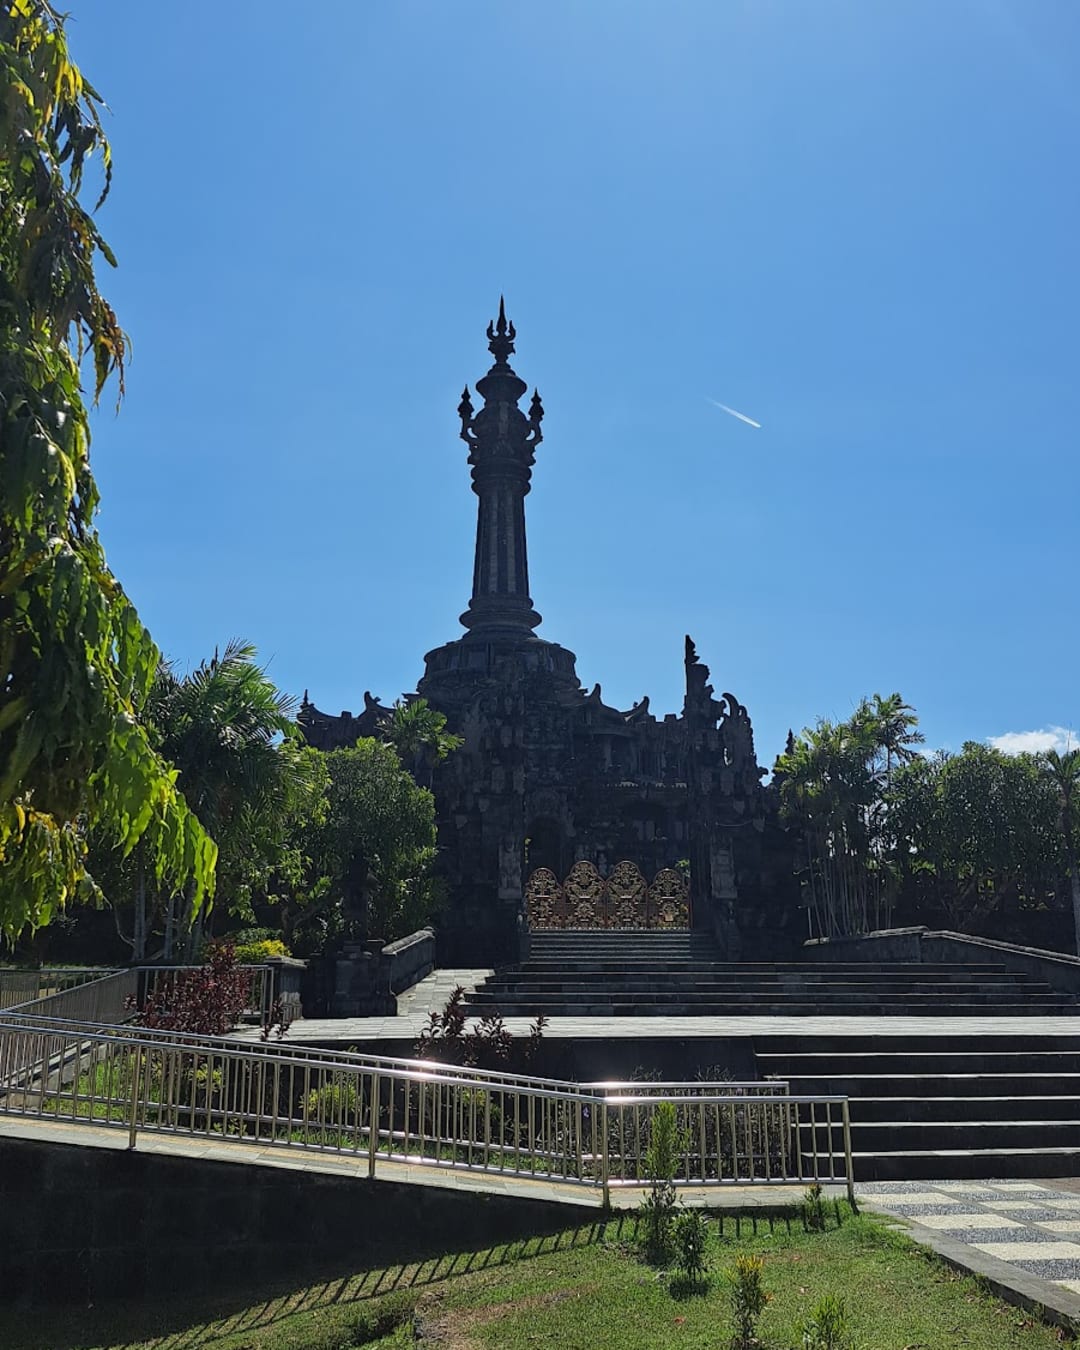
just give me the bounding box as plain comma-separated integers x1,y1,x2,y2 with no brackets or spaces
0,1135,595,1307
804,927,1080,994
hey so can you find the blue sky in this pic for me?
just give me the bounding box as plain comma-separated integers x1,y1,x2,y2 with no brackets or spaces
73,1,1079,764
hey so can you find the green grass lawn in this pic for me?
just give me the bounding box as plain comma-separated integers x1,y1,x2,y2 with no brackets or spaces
1,1209,1072,1350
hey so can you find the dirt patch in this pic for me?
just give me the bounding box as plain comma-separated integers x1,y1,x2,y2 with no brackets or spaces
413,1282,601,1347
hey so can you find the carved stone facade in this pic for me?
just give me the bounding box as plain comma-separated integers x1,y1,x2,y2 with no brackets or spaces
301,303,798,963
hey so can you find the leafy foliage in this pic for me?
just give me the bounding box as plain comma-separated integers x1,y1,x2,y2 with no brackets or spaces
639,1100,686,1263
383,697,462,788
318,738,440,942
798,1293,851,1350
148,641,317,954
778,696,1080,948
672,1207,710,1287
132,943,252,1036
727,1252,770,1349
1041,748,1080,952
803,1181,826,1232
0,2,215,942
414,984,546,1070
776,694,922,937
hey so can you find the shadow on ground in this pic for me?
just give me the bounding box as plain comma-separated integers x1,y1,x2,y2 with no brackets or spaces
0,1218,629,1350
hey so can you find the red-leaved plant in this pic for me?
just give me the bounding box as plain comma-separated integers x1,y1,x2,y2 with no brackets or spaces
133,943,253,1036
414,986,546,1070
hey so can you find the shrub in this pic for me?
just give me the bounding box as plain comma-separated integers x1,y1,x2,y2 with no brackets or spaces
797,1293,850,1349
673,1208,710,1286
135,943,253,1035
218,927,291,962
728,1253,769,1349
803,1181,826,1232
414,986,545,1070
639,1101,686,1263
234,937,289,962
305,1076,360,1124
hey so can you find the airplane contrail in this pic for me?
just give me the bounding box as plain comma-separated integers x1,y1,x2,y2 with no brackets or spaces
707,397,761,429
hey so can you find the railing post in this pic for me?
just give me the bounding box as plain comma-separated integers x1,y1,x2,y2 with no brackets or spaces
600,1101,610,1209
841,1098,856,1209
127,1043,142,1150
368,1072,381,1179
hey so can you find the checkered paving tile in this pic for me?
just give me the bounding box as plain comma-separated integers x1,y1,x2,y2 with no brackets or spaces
861,1180,1080,1296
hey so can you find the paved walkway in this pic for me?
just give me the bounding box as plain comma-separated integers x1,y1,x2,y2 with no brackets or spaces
231,967,1080,1044
862,1179,1080,1327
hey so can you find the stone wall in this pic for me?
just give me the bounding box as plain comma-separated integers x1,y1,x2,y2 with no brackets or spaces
804,927,1080,994
0,1136,597,1307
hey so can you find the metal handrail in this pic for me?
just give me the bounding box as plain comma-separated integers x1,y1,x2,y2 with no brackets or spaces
0,968,122,1012
0,1016,852,1206
0,1013,789,1100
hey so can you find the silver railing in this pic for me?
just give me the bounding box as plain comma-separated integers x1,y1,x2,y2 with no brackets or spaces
0,968,121,1012
2,964,274,1025
0,1017,853,1205
0,1012,789,1103
3,969,137,1024
138,965,275,1025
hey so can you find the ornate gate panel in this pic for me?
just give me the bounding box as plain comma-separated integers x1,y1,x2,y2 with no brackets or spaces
524,862,690,930
563,860,608,929
648,868,691,929
606,860,649,930
524,867,565,929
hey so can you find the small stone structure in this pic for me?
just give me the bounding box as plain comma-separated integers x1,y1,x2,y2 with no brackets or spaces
302,303,798,963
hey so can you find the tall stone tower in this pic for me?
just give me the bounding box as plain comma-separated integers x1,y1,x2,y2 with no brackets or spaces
303,302,797,965
419,301,583,962
457,297,545,637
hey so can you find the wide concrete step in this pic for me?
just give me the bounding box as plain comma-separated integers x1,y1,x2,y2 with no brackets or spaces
852,1147,1080,1182
809,1119,1080,1150
480,981,1064,999
462,1001,1071,1018
853,1095,1080,1123
510,972,1058,993
775,1073,1080,1097
757,1051,1080,1075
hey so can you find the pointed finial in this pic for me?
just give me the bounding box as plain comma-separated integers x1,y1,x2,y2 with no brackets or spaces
486,297,517,364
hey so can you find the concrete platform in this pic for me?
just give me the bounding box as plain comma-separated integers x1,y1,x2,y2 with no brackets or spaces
231,965,1080,1046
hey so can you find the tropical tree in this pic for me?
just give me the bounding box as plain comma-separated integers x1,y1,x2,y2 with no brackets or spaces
776,693,921,937
383,698,462,788
316,738,440,942
1040,749,1080,953
148,641,314,958
0,3,215,942
886,744,1062,935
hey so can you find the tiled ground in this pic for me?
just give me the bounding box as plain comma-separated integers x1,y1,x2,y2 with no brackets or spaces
861,1179,1080,1293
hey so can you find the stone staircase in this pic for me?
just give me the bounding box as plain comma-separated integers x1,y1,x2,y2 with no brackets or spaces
463,931,1077,1018
461,931,1080,1179
756,1035,1080,1180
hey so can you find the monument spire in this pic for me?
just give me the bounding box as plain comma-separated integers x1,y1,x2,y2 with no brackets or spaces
457,299,544,635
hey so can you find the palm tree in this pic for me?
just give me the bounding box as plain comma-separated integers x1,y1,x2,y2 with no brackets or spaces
384,698,462,788
1041,748,1080,954
150,641,311,958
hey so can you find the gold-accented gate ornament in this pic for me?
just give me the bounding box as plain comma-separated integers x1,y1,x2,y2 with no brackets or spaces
525,861,690,930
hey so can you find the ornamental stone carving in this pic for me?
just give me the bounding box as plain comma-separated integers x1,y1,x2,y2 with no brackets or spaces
524,861,689,930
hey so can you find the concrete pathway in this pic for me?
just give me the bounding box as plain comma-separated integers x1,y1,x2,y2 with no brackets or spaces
861,1178,1080,1328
